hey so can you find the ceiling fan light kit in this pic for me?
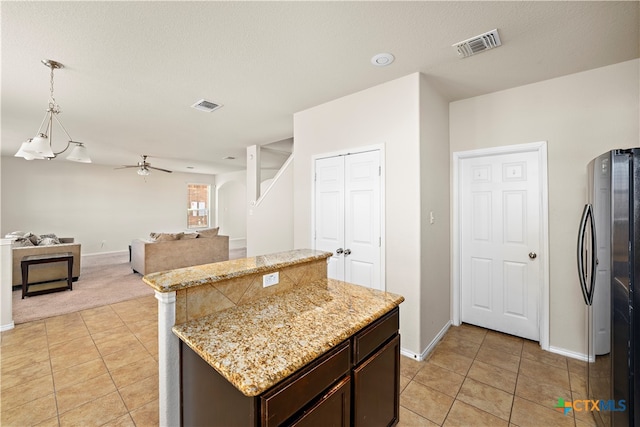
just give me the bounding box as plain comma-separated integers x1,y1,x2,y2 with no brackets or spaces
116,155,173,176
14,59,92,163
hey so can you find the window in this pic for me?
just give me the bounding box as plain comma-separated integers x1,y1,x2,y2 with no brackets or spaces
187,183,210,229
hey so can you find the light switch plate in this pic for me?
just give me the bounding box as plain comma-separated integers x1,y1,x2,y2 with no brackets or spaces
263,272,279,287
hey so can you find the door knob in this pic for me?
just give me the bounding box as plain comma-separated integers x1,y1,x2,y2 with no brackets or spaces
529,252,537,260
344,249,351,255
335,248,344,255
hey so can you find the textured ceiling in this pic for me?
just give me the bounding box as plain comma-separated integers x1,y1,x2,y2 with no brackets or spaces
2,1,638,175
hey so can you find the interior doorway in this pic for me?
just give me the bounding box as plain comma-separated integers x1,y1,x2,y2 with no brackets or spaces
313,149,383,290
453,142,549,348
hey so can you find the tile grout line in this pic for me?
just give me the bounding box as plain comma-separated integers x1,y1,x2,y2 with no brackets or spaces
43,317,62,427
508,340,524,426
87,305,132,422
441,330,486,425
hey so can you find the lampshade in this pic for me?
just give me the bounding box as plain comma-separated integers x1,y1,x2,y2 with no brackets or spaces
14,141,44,160
24,134,55,158
66,143,92,163
137,167,150,176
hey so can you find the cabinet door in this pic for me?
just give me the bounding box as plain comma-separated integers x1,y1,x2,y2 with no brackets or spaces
352,334,400,427
290,376,351,427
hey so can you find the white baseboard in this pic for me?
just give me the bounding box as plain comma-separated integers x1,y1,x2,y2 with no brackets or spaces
400,348,422,360
548,345,592,362
229,238,246,250
400,321,452,362
82,250,129,257
1,321,15,331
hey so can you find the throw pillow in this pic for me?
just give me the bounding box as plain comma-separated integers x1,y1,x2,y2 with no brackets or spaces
181,233,198,239
197,227,219,238
4,231,25,239
23,232,40,245
38,237,61,246
14,237,35,247
38,234,61,245
149,232,184,242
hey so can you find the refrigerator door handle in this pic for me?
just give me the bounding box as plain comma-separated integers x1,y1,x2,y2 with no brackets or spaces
577,204,596,306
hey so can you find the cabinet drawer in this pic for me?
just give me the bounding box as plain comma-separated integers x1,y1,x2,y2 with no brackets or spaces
353,307,399,365
290,376,351,427
261,340,351,427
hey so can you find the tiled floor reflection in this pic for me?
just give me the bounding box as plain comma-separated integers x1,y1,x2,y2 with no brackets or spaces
3,302,591,426
399,323,592,427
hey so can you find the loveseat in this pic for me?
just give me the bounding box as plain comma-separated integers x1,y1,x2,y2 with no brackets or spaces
10,236,81,287
130,229,229,275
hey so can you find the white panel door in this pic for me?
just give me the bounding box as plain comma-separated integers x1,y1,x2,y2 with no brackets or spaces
344,151,381,289
461,151,541,340
314,151,381,290
314,156,345,280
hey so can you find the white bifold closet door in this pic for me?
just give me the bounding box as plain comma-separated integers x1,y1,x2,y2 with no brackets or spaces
314,150,382,290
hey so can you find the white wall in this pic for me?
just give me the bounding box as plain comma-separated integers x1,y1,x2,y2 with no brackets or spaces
216,168,280,250
1,156,216,254
247,157,294,256
293,73,427,355
216,170,247,249
450,59,640,356
419,74,451,352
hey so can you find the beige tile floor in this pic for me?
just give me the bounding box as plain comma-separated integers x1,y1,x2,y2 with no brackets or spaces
398,323,594,427
2,298,593,427
1,295,159,427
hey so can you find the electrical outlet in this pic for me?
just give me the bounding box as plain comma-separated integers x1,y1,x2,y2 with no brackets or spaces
263,272,279,287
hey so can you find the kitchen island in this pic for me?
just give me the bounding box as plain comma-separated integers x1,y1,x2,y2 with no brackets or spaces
144,249,403,426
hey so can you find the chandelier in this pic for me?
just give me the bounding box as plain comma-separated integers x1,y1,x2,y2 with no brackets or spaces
14,59,91,163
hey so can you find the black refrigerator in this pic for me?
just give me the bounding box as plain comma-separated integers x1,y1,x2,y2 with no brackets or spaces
577,148,640,426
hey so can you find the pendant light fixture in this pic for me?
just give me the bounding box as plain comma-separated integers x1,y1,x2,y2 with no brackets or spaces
14,59,91,163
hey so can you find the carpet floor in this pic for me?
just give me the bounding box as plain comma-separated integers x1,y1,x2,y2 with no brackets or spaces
11,252,152,325
11,248,248,325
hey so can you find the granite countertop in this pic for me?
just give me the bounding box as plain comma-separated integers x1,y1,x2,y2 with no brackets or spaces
172,278,404,397
143,249,331,293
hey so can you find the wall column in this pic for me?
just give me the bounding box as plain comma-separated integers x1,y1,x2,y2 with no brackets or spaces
247,144,261,204
1,239,15,331
155,290,179,427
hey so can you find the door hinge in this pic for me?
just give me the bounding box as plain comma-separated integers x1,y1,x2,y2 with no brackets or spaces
379,237,381,247
378,166,381,176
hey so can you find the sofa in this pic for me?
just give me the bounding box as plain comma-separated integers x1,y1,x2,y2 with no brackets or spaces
130,229,229,275
11,236,81,287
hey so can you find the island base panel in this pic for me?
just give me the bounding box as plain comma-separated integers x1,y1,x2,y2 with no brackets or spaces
179,307,400,426
180,342,257,426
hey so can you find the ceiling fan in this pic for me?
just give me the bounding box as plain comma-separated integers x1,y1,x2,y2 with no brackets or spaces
115,155,172,176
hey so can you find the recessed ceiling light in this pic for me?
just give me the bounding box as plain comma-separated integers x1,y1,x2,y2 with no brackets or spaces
186,166,195,169
223,156,236,160
371,53,395,67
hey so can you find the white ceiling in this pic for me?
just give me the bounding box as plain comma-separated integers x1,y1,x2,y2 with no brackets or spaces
2,1,638,175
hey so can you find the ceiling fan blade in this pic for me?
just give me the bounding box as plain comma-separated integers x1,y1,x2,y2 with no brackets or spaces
148,166,173,173
114,165,138,169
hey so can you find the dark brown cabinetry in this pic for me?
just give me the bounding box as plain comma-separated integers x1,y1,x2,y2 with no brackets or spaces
180,307,399,427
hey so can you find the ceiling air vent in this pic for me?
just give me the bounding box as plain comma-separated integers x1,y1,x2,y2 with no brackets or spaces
453,29,501,58
191,99,223,113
